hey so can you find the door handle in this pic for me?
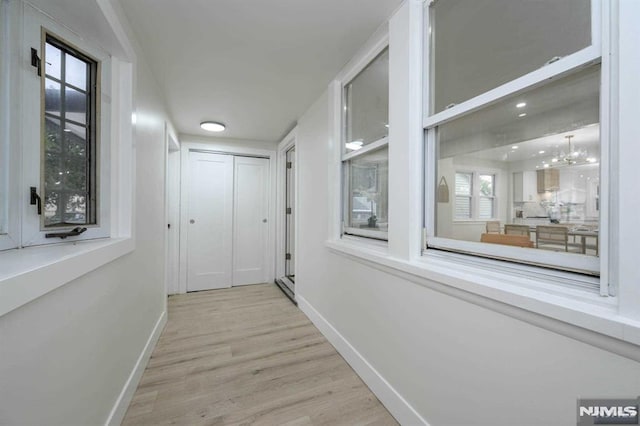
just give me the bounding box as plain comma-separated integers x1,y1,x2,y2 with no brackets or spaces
262,218,267,223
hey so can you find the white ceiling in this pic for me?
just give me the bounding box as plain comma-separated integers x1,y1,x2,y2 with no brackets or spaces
118,0,402,142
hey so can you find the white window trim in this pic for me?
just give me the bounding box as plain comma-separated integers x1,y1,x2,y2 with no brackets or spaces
0,0,136,317
423,0,607,283
21,9,111,246
453,170,497,222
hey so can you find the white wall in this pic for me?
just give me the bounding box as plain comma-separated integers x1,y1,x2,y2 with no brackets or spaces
296,87,640,426
295,4,640,425
0,3,173,425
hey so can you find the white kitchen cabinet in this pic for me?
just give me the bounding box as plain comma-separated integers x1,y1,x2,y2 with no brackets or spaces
513,171,537,202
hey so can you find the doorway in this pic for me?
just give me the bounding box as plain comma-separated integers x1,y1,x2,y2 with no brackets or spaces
275,129,296,302
284,146,296,284
184,150,271,292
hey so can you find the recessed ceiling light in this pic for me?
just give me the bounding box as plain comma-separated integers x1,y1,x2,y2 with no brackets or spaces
200,121,226,132
512,145,519,149
587,157,597,163
516,102,526,108
518,113,527,118
543,164,550,168
551,158,558,163
539,150,545,154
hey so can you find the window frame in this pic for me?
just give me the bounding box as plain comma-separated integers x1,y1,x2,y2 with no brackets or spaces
41,32,98,229
0,0,19,251
20,8,111,247
453,171,497,222
423,0,608,290
341,43,390,241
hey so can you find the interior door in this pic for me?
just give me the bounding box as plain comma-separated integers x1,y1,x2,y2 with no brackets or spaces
233,156,270,286
186,152,233,291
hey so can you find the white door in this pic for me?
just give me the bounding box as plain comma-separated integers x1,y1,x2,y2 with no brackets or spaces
233,156,270,286
186,152,233,291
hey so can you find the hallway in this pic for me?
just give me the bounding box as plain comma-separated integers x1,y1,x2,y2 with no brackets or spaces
122,284,397,425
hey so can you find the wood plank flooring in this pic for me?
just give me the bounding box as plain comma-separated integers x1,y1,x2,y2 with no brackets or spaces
122,283,398,426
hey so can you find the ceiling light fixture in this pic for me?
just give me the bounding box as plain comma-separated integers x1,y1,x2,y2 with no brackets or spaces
556,134,593,165
200,121,226,132
512,145,519,149
516,102,526,108
518,113,527,118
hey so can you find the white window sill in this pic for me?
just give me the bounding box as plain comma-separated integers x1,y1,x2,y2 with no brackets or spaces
0,237,134,317
338,234,389,254
325,239,640,359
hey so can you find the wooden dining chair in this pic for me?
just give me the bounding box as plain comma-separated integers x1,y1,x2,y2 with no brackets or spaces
504,224,530,237
485,221,501,234
536,225,568,252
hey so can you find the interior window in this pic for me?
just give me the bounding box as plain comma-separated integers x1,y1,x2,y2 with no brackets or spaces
432,64,601,273
342,46,389,240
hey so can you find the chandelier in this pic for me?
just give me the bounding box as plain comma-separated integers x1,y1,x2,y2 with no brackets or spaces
553,135,596,166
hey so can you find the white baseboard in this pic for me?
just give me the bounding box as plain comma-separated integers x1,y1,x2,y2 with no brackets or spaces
105,310,167,426
297,295,429,426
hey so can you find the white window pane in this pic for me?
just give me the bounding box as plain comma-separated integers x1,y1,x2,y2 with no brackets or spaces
455,172,472,196
479,174,494,196
435,64,599,259
455,196,471,219
430,0,591,114
347,147,388,233
65,53,87,90
45,42,61,80
479,197,494,219
344,48,389,149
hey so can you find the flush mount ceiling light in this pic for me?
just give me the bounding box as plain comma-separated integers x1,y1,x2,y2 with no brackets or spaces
200,121,226,132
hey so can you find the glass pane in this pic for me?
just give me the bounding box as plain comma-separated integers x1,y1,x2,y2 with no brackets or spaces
479,197,494,219
455,173,472,196
435,64,600,258
455,196,471,219
44,191,61,226
44,120,89,227
65,86,87,124
479,175,494,196
63,194,86,224
344,48,389,150
45,43,61,79
65,54,87,90
347,147,388,234
430,0,591,114
45,79,61,117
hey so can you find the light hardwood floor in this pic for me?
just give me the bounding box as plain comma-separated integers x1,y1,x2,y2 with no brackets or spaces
122,283,398,426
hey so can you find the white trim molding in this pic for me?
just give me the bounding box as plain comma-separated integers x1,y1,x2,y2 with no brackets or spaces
105,310,167,426
297,294,430,426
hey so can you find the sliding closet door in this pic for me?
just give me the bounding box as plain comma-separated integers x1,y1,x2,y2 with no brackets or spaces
233,156,270,286
186,152,234,291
